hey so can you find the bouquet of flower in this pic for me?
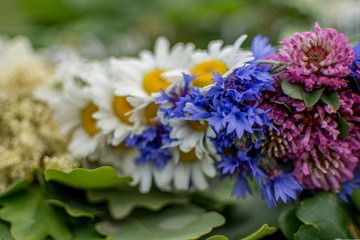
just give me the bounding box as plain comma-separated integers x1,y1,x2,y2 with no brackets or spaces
1,23,360,240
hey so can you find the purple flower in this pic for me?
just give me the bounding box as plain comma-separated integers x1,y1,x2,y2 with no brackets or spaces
260,81,360,191
278,23,355,91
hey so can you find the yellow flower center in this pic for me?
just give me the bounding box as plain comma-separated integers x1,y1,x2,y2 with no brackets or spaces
191,60,228,87
187,120,208,131
144,102,158,126
143,69,170,95
179,148,198,162
113,96,134,125
82,103,100,136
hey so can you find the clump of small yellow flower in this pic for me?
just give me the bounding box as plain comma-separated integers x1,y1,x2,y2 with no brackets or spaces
0,37,79,191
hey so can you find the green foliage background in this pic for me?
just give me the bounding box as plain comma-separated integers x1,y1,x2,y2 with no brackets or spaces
0,0,320,57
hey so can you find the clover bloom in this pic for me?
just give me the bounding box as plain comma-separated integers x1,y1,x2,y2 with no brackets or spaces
278,23,354,91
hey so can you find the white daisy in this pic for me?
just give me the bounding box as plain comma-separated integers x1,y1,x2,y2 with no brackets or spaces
87,59,145,145
167,116,215,153
112,37,195,131
34,49,92,103
131,162,156,193
50,76,105,158
187,35,253,88
131,157,171,193
156,146,217,191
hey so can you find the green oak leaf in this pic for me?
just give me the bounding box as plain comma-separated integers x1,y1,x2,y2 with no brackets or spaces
0,220,13,240
96,205,225,240
294,224,321,240
49,199,103,219
278,206,303,240
321,90,340,110
295,192,351,239
0,178,31,199
0,185,72,240
44,166,132,190
338,115,350,140
70,218,108,240
46,182,105,219
239,224,277,240
207,191,289,239
206,235,229,240
87,188,188,219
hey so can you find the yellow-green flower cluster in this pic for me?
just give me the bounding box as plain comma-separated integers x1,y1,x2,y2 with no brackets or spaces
0,37,79,191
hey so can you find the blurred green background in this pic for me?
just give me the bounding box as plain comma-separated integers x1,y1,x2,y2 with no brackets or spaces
1,0,360,58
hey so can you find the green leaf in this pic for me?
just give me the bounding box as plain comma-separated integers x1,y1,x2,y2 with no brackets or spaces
0,178,31,199
280,79,304,100
96,205,225,240
49,199,103,219
87,188,188,220
206,235,229,240
44,166,132,190
45,181,105,219
0,185,72,240
351,189,360,212
338,115,350,140
271,100,292,113
280,79,324,107
295,192,351,239
321,91,340,110
278,206,303,240
207,191,289,239
294,224,321,240
239,224,277,240
302,88,324,107
0,220,13,240
270,62,294,74
254,60,283,65
70,218,107,240
201,178,238,207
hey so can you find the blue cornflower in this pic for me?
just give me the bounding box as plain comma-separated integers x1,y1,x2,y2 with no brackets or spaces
227,64,275,102
232,174,252,199
218,155,239,175
338,170,360,202
126,124,174,168
223,108,253,138
261,172,302,207
184,62,277,203
227,155,266,199
350,40,360,83
251,35,276,61
155,73,197,119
